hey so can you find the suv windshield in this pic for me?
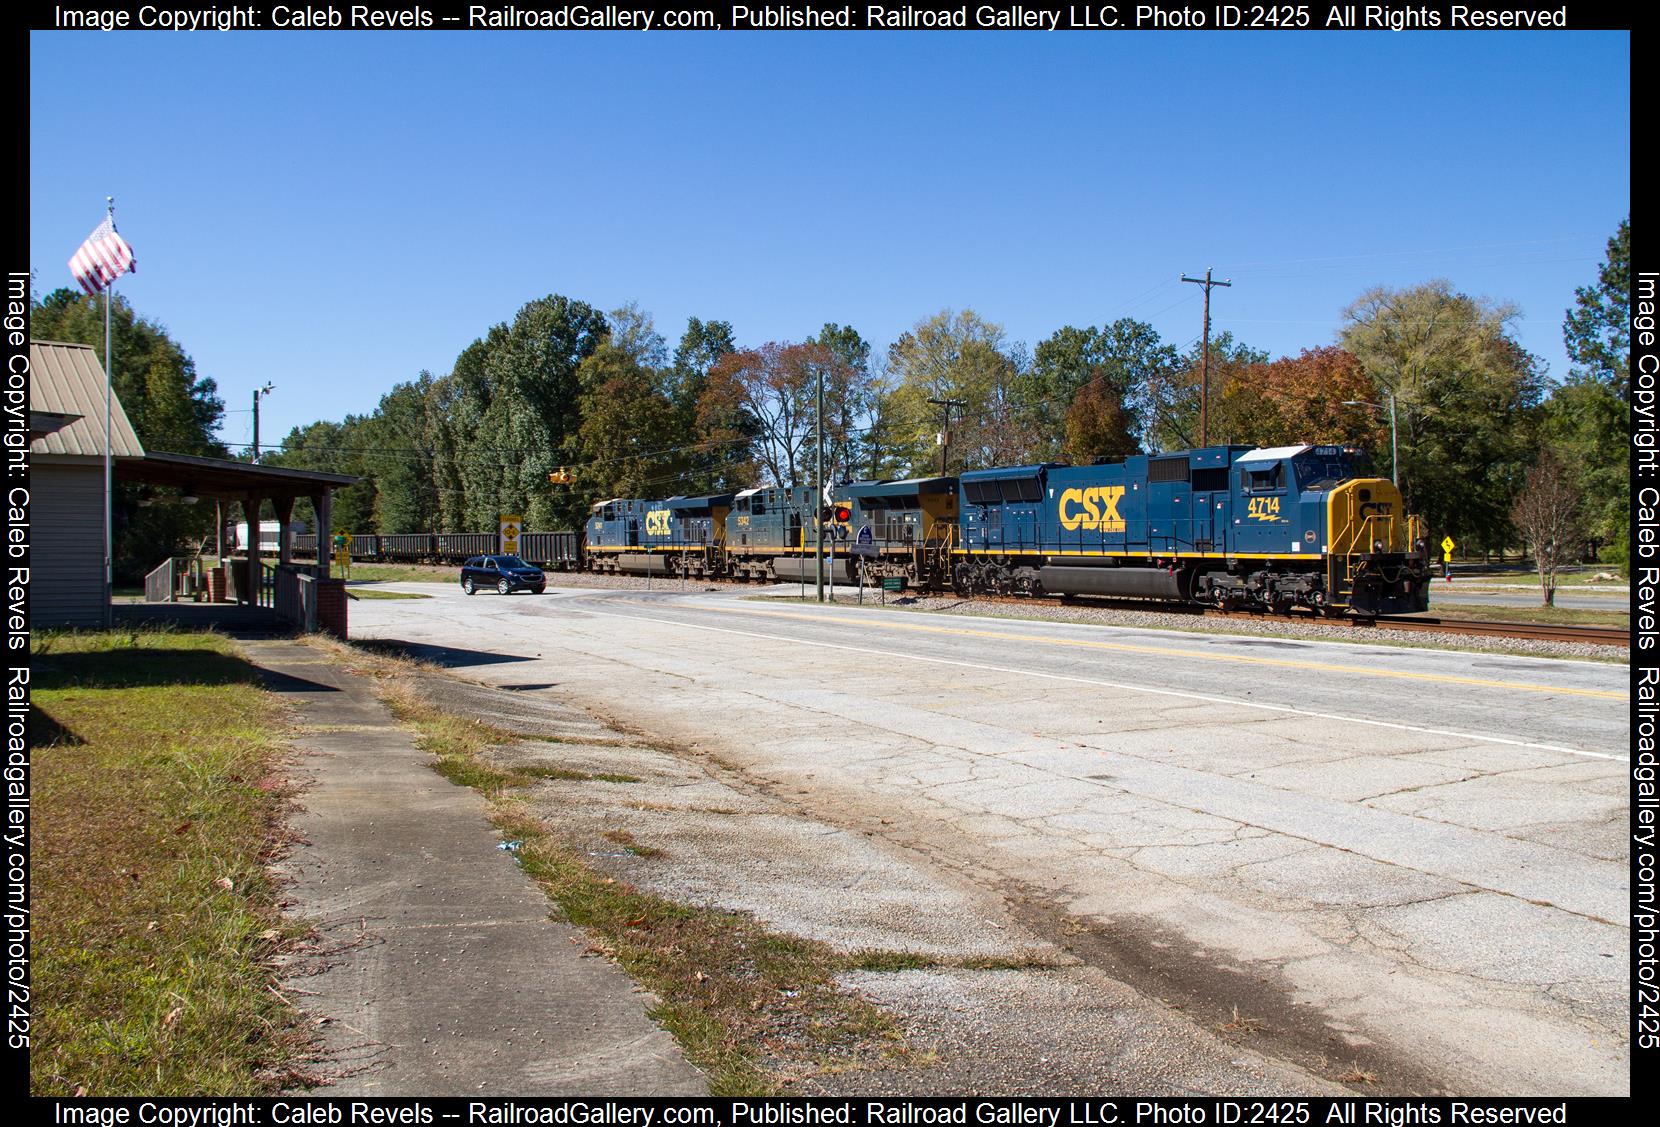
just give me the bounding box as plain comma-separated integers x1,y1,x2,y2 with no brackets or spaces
494,556,530,569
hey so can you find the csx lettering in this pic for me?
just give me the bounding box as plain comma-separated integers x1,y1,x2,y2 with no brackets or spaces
645,510,672,536
1058,486,1126,532
1247,496,1281,521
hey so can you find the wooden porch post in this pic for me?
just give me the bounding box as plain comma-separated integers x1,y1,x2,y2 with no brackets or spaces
312,490,333,579
273,495,295,566
243,494,262,605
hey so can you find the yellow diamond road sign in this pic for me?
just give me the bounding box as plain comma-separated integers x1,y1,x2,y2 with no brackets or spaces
500,515,522,552
1441,535,1456,554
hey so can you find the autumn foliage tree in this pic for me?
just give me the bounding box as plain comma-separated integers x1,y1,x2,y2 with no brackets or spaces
1216,347,1391,454
702,342,854,487
1510,451,1584,607
1061,378,1139,464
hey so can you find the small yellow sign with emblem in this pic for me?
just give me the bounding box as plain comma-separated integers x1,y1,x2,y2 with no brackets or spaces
500,514,523,555
1441,535,1455,555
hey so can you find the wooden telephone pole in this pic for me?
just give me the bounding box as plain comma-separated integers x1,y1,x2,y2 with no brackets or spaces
1181,268,1232,447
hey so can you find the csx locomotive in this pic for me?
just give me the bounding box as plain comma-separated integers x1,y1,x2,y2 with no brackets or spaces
582,442,1430,616
304,443,1431,616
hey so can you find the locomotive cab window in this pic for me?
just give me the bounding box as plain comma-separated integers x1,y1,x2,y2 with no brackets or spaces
1244,465,1284,493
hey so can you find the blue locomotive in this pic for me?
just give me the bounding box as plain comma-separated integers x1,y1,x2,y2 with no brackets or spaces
947,444,1429,615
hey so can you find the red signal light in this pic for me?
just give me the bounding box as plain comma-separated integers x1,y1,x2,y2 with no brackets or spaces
834,506,851,522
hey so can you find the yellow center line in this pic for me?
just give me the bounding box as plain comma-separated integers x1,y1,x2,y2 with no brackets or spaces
661,600,1627,700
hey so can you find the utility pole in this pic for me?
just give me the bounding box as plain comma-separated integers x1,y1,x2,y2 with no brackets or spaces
927,397,966,475
815,360,825,603
1180,268,1232,447
252,382,275,463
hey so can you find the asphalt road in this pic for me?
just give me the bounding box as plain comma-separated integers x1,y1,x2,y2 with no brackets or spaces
353,583,1630,1095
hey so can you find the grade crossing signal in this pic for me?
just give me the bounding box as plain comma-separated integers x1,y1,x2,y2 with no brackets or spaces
547,467,575,485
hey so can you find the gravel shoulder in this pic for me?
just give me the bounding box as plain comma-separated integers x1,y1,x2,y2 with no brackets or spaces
390,664,1355,1096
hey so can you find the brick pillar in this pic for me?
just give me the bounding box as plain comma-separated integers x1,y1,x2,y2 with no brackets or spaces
314,577,348,639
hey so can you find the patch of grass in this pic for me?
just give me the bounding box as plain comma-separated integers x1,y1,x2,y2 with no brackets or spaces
328,641,913,1094
847,950,935,973
517,766,643,784
30,629,310,1096
601,828,668,859
1421,602,1630,627
341,563,455,584
345,589,432,601
1453,567,1626,588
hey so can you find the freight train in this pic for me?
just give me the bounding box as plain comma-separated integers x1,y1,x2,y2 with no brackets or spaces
295,443,1432,616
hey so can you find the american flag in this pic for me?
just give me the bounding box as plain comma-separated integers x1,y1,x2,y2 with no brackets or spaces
68,215,137,294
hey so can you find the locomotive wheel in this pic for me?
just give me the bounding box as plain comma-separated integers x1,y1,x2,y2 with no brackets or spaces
462,577,476,596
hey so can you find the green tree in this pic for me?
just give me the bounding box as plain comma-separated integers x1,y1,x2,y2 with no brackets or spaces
31,288,224,456
1340,281,1546,552
671,317,743,492
1031,319,1177,457
364,375,441,533
608,301,669,369
807,323,877,480
266,417,377,533
1542,375,1628,567
457,295,609,530
31,287,227,578
882,309,1035,474
1563,217,1630,398
570,345,683,502
1548,219,1632,570
1144,332,1267,452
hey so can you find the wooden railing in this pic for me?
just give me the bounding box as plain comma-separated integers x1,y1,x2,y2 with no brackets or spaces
143,558,177,603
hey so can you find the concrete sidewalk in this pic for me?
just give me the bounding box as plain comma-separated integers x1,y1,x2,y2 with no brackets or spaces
247,640,706,1096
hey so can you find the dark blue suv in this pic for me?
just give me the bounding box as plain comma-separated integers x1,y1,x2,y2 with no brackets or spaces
460,555,546,595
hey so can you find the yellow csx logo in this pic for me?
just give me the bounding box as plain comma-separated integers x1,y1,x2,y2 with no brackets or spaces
644,509,672,536
1247,496,1282,521
1058,486,1126,532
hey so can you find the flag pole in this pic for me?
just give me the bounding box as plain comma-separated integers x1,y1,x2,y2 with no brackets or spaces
103,195,114,629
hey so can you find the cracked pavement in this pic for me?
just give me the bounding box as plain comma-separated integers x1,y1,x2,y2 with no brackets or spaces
351,582,1629,1095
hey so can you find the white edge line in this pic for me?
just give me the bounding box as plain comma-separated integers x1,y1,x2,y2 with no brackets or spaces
574,604,1628,764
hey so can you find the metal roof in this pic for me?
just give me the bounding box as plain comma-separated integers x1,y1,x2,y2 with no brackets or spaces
664,493,735,511
125,452,358,499
1235,445,1311,465
842,476,956,500
28,341,145,458
958,463,1063,481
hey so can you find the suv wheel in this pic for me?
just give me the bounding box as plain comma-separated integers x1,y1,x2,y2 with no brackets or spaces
497,577,512,595
462,576,476,595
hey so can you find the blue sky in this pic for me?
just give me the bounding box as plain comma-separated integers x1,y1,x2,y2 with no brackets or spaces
30,30,1629,451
